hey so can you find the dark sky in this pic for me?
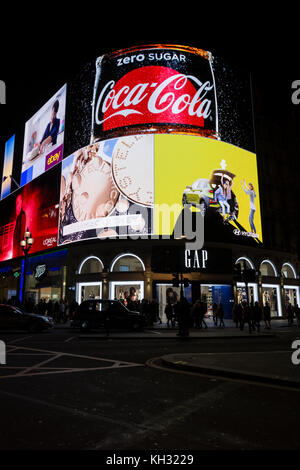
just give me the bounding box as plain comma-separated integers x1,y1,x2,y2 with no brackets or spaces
0,35,299,161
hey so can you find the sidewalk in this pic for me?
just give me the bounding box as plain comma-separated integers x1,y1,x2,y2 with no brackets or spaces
160,350,300,389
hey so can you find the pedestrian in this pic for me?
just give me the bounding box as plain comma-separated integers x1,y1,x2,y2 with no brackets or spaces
217,303,225,328
253,301,262,332
232,303,239,328
59,298,66,323
263,302,271,329
286,303,294,326
212,302,218,326
241,300,252,333
46,299,53,318
192,300,207,329
165,301,174,328
175,296,191,337
294,304,300,328
53,301,60,323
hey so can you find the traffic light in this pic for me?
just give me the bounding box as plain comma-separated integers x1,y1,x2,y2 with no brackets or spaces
233,264,242,281
172,274,180,287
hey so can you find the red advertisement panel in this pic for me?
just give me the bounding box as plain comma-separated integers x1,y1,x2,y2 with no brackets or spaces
0,166,60,261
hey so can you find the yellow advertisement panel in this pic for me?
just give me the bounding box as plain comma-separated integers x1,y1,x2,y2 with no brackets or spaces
154,134,262,244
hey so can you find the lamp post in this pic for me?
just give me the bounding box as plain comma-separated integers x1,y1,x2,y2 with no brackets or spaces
20,228,34,307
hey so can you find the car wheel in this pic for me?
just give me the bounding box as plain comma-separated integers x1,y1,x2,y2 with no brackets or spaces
132,322,142,331
80,321,90,332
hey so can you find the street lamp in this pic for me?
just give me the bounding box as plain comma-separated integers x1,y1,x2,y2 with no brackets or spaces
20,227,34,307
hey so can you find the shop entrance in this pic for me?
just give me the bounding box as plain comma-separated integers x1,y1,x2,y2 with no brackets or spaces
201,284,233,320
156,284,192,323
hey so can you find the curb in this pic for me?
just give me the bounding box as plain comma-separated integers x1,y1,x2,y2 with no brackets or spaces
76,332,276,340
159,355,300,390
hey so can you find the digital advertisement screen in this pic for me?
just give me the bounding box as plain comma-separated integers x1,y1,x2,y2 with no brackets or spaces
1,134,15,200
58,136,153,245
0,165,60,261
154,134,262,245
21,84,66,187
58,133,262,247
64,46,255,157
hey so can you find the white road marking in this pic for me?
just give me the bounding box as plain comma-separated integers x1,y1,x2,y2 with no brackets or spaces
0,344,144,379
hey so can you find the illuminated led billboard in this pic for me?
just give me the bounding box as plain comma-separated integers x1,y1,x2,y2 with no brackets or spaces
0,166,60,261
21,84,66,186
58,133,262,246
1,134,15,200
58,136,154,244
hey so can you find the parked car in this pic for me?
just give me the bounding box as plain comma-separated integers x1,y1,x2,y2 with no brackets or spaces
182,169,239,219
0,304,54,333
71,299,147,331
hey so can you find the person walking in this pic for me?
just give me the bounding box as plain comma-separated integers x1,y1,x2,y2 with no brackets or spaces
212,302,218,326
286,303,294,326
241,300,252,333
191,300,201,328
217,303,225,328
176,297,191,337
253,301,262,332
165,301,174,328
295,304,300,328
263,302,271,329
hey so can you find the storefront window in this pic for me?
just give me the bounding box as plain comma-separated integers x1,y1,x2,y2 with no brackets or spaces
110,281,144,303
262,284,281,317
235,257,254,270
260,260,278,277
79,256,103,274
77,282,102,304
236,282,258,306
156,284,192,323
284,286,299,310
281,263,297,279
110,254,145,272
201,284,233,319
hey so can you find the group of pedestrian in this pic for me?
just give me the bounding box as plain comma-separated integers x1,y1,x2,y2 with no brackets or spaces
286,303,300,327
23,297,78,324
232,301,271,334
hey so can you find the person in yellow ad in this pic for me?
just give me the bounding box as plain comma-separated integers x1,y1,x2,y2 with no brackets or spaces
214,181,231,221
241,179,256,233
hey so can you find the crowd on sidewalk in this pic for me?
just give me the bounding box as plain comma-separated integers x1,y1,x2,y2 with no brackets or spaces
2,295,300,332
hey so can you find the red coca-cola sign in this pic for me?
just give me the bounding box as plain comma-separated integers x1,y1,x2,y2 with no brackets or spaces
92,45,218,140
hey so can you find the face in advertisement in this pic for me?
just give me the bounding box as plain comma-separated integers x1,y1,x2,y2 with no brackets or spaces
21,84,66,186
58,136,154,245
154,134,262,245
0,167,60,262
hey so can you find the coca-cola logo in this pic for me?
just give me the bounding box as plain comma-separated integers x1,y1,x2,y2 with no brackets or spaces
95,66,215,132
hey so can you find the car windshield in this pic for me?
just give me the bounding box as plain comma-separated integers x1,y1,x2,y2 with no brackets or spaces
193,179,207,190
13,307,24,314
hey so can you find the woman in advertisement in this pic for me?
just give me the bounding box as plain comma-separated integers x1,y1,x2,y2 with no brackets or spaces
241,179,256,233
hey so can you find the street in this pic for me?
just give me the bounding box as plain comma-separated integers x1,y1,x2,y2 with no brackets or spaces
0,322,300,454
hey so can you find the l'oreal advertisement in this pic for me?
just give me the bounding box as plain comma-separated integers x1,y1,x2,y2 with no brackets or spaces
0,166,60,261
